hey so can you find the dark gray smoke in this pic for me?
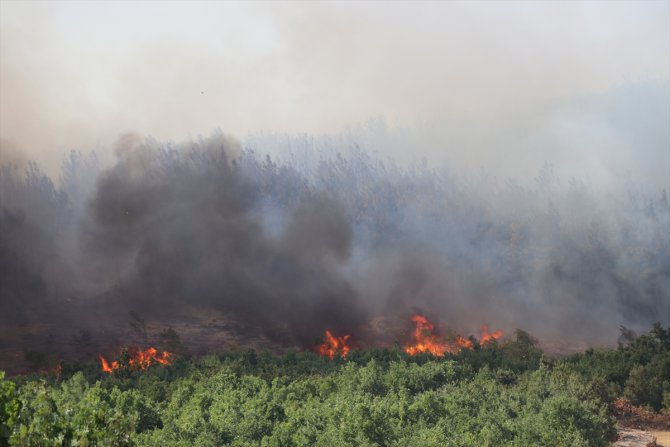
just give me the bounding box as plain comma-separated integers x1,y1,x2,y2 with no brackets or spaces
0,130,668,371
78,135,365,346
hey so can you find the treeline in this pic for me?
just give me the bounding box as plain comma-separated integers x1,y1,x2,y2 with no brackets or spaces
1,324,668,446
2,134,669,343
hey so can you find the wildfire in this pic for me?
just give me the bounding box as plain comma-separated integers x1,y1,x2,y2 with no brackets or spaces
479,325,504,345
316,330,351,359
99,347,174,374
406,314,454,356
99,356,119,373
404,315,503,356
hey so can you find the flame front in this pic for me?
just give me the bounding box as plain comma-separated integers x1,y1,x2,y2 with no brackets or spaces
455,336,473,350
404,315,503,356
132,347,173,368
405,314,452,356
479,325,503,345
316,330,351,359
99,347,173,374
99,355,119,373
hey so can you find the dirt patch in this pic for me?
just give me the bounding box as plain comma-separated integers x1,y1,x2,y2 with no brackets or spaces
652,431,670,447
612,398,670,447
613,398,670,431
613,428,657,447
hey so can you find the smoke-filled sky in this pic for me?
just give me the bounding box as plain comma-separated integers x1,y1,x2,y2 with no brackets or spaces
1,0,669,186
1,1,670,371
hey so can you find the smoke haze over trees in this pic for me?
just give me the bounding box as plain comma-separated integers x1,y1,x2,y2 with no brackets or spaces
1,129,668,365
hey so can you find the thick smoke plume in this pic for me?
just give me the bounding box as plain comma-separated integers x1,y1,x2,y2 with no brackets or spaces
83,135,363,345
0,131,668,371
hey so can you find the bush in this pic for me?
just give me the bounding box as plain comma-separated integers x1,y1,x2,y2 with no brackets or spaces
8,373,160,446
11,324,670,446
1,371,19,445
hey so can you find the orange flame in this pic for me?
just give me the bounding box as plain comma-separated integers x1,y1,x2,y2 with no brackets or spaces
99,355,119,373
405,315,503,356
479,325,503,345
99,347,173,374
405,314,452,356
316,330,351,359
455,336,474,350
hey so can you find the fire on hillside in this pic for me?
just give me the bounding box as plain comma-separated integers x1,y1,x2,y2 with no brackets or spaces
313,315,503,360
90,315,502,373
99,347,174,374
316,330,351,360
404,315,503,356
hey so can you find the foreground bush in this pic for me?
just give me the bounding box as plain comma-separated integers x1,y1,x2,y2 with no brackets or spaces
2,355,615,447
566,322,670,412
4,372,159,446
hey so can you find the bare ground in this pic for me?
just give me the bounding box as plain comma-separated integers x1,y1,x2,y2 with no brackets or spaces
652,431,670,447
612,398,670,447
0,303,283,375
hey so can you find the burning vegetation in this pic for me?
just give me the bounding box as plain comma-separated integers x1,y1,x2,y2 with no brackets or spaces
1,134,668,377
312,315,503,360
3,322,669,447
403,315,503,356
479,325,504,346
93,315,501,369
405,314,472,356
99,347,173,374
0,133,667,447
316,330,351,359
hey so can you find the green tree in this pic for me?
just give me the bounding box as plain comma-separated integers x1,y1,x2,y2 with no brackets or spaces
0,371,19,446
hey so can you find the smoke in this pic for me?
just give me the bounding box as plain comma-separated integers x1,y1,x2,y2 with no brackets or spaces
1,128,668,373
74,134,363,345
1,2,668,185
0,1,668,370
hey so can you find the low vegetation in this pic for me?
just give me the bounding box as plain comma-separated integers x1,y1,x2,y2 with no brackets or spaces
1,324,668,447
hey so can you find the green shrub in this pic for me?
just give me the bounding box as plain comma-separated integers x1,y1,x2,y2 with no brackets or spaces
1,371,19,446
8,373,159,446
12,324,669,446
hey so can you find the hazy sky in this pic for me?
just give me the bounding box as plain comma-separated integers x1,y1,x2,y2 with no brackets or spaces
1,1,669,184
